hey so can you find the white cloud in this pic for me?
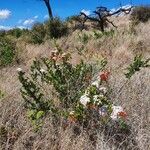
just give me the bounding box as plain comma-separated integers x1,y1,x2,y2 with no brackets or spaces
23,19,35,26
0,9,11,19
17,26,28,29
0,25,29,31
18,16,37,26
44,14,49,19
34,15,38,19
0,25,12,30
81,9,91,16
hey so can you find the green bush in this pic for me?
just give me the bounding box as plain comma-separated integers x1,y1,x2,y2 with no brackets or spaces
0,30,6,37
66,15,82,23
29,23,46,44
45,17,68,39
78,33,90,44
7,28,23,38
125,55,150,79
18,46,92,128
0,90,4,99
93,29,115,39
130,6,150,24
0,37,16,67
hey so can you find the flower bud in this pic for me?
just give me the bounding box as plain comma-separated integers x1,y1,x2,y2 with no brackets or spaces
99,71,110,81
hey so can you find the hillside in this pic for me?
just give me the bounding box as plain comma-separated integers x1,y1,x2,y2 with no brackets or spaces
0,15,150,150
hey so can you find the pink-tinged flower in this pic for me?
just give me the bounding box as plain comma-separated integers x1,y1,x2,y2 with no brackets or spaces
99,71,110,81
52,56,57,61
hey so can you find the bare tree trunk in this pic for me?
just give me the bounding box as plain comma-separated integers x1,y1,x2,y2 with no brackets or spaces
44,0,53,20
99,20,104,32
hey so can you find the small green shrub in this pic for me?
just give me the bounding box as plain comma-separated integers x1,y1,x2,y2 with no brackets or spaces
93,29,115,39
66,15,82,23
18,45,92,129
0,37,16,67
125,55,150,79
0,126,7,143
130,6,150,24
18,51,142,147
27,109,45,131
29,23,46,44
0,90,4,99
45,17,68,39
78,33,90,44
18,67,51,130
0,30,6,37
7,28,23,38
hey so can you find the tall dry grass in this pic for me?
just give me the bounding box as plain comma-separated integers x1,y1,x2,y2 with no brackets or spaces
0,16,150,150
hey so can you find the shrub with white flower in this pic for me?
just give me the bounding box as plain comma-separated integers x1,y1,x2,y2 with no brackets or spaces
18,45,131,133
70,71,112,123
68,69,128,129
110,106,123,120
110,105,127,121
18,45,93,130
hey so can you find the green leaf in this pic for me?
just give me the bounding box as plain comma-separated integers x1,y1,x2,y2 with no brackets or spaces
36,111,45,120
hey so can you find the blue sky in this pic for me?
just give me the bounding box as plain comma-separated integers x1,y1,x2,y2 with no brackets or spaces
0,0,150,30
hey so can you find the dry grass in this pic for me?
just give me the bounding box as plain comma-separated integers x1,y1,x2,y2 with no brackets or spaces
0,16,150,150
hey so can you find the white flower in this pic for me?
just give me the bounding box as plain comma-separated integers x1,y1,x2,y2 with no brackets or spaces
80,94,90,107
40,68,46,73
93,95,99,101
110,105,123,121
16,68,22,72
91,80,100,88
99,105,108,116
93,94,104,105
99,87,107,94
69,111,75,115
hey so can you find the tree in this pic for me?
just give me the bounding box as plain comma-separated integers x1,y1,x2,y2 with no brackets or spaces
79,6,133,32
42,0,53,20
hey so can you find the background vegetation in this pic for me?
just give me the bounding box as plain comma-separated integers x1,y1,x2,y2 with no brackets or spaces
0,5,150,150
